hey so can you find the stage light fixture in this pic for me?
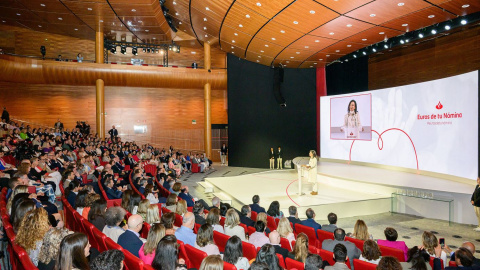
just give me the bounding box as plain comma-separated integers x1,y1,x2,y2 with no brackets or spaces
120,46,126,54
405,39,409,43
461,19,467,25
400,39,405,44
431,29,437,34
384,44,389,49
132,47,138,55
110,46,117,54
445,25,451,30
353,54,357,58
372,48,376,52
418,33,424,38
362,51,366,55
143,48,146,53
147,48,151,53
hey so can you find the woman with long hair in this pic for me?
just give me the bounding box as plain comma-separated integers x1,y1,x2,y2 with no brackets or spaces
151,235,182,270
37,228,72,270
74,190,88,216
146,205,161,225
256,212,271,234
127,193,141,214
306,150,319,195
12,199,36,233
144,184,159,204
15,208,51,266
276,217,295,246
360,240,382,264
199,255,223,270
353,219,372,240
161,212,177,235
340,99,363,139
376,256,402,270
400,246,432,270
266,201,284,218
224,208,246,241
81,193,100,219
165,193,178,213
55,232,91,270
88,199,107,231
256,244,282,270
138,199,151,221
195,224,220,255
7,184,29,214
223,235,250,269
121,190,133,210
176,200,187,217
422,231,447,268
291,232,309,263
206,208,224,233
139,223,166,265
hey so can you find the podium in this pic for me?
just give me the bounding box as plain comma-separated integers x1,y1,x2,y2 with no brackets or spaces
292,157,310,195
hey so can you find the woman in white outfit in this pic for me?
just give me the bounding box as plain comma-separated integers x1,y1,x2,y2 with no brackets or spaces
307,150,318,195
340,99,363,139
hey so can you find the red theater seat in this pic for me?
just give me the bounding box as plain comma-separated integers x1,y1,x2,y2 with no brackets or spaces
317,229,334,245
224,261,238,270
281,237,293,252
213,231,230,252
242,241,257,261
353,259,377,270
285,257,304,270
378,245,406,262
185,244,208,269
345,236,364,251
295,224,319,246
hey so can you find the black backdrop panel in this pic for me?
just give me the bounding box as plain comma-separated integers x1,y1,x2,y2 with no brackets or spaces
326,57,368,96
227,54,317,168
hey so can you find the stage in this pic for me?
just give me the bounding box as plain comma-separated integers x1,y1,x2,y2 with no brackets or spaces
204,160,477,225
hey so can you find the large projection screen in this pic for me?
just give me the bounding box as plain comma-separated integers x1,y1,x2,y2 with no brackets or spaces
320,71,479,180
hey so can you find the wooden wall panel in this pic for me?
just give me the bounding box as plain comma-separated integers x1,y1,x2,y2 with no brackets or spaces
368,26,480,90
0,81,227,155
0,24,226,68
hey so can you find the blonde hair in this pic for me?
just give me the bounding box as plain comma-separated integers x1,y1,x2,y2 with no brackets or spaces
256,212,267,224
143,224,165,255
146,205,161,225
15,208,50,251
293,233,309,263
176,200,187,216
353,220,370,241
199,255,223,270
224,208,240,228
422,231,438,254
276,217,293,238
38,228,72,264
138,199,151,220
7,185,29,213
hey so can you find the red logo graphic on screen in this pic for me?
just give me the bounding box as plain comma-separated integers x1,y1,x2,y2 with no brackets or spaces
435,101,443,110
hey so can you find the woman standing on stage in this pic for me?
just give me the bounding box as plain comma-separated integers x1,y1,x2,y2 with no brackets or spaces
307,150,318,195
340,100,364,139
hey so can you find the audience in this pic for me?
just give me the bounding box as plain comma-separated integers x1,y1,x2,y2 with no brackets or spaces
90,249,124,270
102,206,126,242
255,244,283,270
55,232,91,270
151,235,183,270
352,219,372,240
127,193,141,214
291,232,309,263
176,199,188,217
137,199,150,221
268,230,290,264
195,224,221,255
193,202,206,225
37,228,72,270
199,255,223,270
287,205,302,229
224,208,246,241
146,204,161,225
322,212,338,233
267,200,284,218
250,194,266,213
165,193,178,212
206,207,224,233
161,212,177,235
376,256,402,270
322,228,361,269
377,227,408,261
360,240,382,264
277,217,295,244
11,199,35,233
240,205,255,227
305,253,327,270
139,223,165,265
118,214,144,257
422,231,447,268
249,220,270,248
15,208,51,266
88,198,107,231
174,212,197,246
74,190,88,216
224,235,250,269
256,212,271,234
445,241,480,267
400,246,434,270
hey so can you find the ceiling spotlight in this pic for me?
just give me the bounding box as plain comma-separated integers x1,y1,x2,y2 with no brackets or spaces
121,46,126,54
400,39,405,44
74,28,78,31
346,24,352,27
280,30,285,33
398,2,405,6
234,33,238,36
315,40,319,42
353,55,357,58
379,32,385,34
204,27,207,30
175,12,179,15
205,7,210,10
271,37,276,40
370,14,376,17
372,48,376,52
246,14,250,18
204,18,207,21
239,24,243,27
131,9,136,12
38,25,42,27
310,10,315,14
428,15,435,18
431,29,437,34
132,47,138,55
205,34,208,37
305,46,309,48
362,51,366,55
111,46,117,54
402,23,408,26
405,39,409,43
461,19,467,25
290,57,294,58
265,44,269,47
462,4,470,8
384,44,388,48
16,13,21,16
335,50,340,52
445,25,451,30
347,44,352,47
232,40,235,43
293,21,298,24
40,3,46,6
329,32,334,35
418,33,424,38
362,38,367,41
256,2,261,6
58,17,63,20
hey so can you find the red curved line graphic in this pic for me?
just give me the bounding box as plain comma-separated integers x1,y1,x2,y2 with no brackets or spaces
349,128,419,171
286,179,301,207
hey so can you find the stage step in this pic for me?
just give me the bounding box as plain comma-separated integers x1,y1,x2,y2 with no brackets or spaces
212,192,232,206
198,181,214,193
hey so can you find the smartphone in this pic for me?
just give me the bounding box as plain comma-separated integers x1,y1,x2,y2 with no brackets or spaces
439,238,445,248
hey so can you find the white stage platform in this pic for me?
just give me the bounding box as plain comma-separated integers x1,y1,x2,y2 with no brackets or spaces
205,161,477,225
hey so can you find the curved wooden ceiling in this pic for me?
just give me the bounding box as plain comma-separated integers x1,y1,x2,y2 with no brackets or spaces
0,0,479,68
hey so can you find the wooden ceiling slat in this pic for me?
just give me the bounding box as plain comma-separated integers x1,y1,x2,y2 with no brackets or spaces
310,16,374,40
247,38,284,59
254,21,304,47
437,0,480,16
222,3,269,35
381,7,455,32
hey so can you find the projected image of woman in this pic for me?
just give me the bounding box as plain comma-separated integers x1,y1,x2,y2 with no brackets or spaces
340,99,364,139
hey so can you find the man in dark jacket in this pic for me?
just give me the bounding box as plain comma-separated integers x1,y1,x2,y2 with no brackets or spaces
118,215,144,257
250,194,266,213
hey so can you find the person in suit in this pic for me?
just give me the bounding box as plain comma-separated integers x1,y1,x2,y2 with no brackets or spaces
301,208,321,235
108,125,118,139
250,195,266,213
105,178,126,199
239,205,255,227
220,143,228,166
322,212,338,233
54,119,64,130
445,242,480,267
276,146,283,169
269,147,275,169
324,243,350,270
472,177,480,231
287,206,302,229
446,247,478,269
193,202,206,225
269,230,290,264
118,214,144,257
209,196,221,210
178,186,195,207
322,228,361,269
2,107,9,123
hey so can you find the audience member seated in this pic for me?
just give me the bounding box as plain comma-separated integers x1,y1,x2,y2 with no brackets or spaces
209,196,221,210
277,217,296,245
377,227,409,261
359,240,382,265
118,214,145,257
165,193,178,213
325,243,349,270
376,256,402,270
287,205,302,229
206,207,224,233
322,228,361,269
267,200,284,218
400,246,434,270
139,223,165,265
240,205,255,227
291,233,309,263
322,212,338,233
127,193,141,214
175,212,196,247
37,228,72,270
55,232,91,270
223,235,250,269
105,177,126,199
90,249,125,270
220,203,230,217
445,241,480,267
255,244,283,270
65,181,81,208
74,190,88,216
178,185,195,207
301,208,322,234
121,190,133,211
15,208,51,266
144,184,159,204
249,221,270,248
137,199,150,221
151,235,186,270
250,194,266,213
305,253,328,270
447,247,476,269
256,212,271,234
161,212,177,235
194,201,206,225
199,255,223,270
146,204,161,225
176,199,188,217
88,199,107,231
195,224,221,255
352,219,372,240
103,206,127,243
224,208,247,241
12,199,35,233
268,230,290,264
422,231,447,268
81,193,100,219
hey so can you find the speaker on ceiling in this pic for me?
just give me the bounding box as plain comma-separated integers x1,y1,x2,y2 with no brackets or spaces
273,67,286,107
